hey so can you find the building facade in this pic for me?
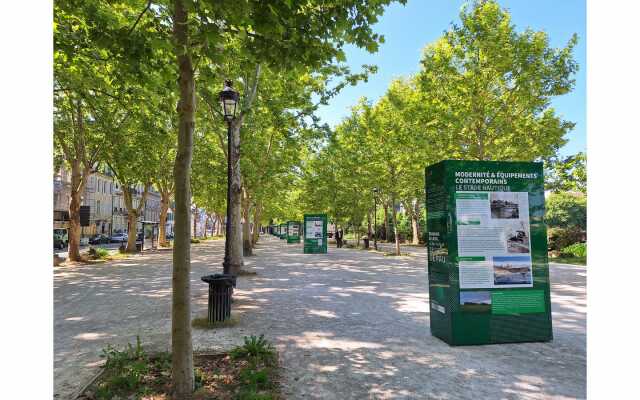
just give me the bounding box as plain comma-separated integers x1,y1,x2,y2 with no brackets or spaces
53,167,169,237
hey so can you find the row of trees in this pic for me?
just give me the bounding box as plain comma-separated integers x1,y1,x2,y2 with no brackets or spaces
54,0,407,397
54,0,584,395
297,0,581,255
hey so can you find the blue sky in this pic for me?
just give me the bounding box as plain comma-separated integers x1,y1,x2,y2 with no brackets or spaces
315,0,586,157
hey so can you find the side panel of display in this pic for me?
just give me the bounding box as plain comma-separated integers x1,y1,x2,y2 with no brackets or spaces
426,163,453,343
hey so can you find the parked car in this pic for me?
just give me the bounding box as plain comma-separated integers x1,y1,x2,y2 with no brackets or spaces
89,234,110,244
53,228,68,250
110,233,128,243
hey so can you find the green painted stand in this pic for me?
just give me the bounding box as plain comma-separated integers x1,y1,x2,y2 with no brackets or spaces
303,214,327,254
426,160,552,345
279,223,287,240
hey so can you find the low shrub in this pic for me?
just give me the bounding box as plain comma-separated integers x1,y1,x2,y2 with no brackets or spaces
231,335,275,362
96,336,149,399
87,336,280,400
560,242,586,258
548,227,585,251
191,238,201,244
230,335,278,400
87,247,110,260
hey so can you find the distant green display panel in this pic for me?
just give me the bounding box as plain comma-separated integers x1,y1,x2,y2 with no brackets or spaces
426,160,552,345
303,214,327,254
287,221,301,243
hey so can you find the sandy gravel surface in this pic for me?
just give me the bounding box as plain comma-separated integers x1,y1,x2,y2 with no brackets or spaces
54,236,585,399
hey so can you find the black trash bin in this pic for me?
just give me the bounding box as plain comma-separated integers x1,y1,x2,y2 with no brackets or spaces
201,274,235,323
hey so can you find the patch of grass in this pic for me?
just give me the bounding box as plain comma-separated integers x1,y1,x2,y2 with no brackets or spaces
231,335,279,400
191,238,201,244
200,235,224,241
549,255,586,266
103,252,135,261
237,269,257,276
383,252,411,257
90,336,157,400
192,315,240,330
87,247,110,260
84,336,280,400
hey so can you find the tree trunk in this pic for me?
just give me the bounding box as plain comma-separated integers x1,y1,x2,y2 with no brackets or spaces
192,204,198,238
242,205,252,255
202,215,207,238
228,121,243,274
159,191,170,247
391,197,400,255
126,211,138,252
121,185,147,253
252,202,262,246
171,0,195,396
411,201,420,245
67,160,84,261
216,215,222,236
242,189,252,256
206,213,214,238
383,203,389,242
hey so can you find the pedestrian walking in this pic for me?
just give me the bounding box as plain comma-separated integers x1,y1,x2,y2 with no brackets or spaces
336,228,344,248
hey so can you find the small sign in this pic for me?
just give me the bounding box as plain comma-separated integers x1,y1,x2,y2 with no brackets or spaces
79,205,91,227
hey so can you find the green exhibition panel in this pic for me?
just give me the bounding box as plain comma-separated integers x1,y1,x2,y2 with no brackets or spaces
279,223,287,240
287,221,301,243
426,160,552,346
303,214,327,254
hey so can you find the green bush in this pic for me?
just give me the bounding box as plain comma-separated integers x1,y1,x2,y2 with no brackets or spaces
546,192,586,231
561,242,586,258
548,227,585,251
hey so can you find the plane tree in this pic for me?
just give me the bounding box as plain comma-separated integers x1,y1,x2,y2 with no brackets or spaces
416,0,578,161
165,1,407,394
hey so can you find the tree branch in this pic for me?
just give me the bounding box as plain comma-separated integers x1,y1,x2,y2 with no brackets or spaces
127,0,152,36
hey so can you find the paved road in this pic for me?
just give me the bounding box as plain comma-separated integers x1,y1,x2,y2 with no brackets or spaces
54,236,585,399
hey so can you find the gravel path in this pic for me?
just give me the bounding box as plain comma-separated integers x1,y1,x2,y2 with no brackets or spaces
54,236,585,399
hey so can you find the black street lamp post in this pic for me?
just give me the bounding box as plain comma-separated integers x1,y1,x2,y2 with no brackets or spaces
373,187,378,251
219,80,239,275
